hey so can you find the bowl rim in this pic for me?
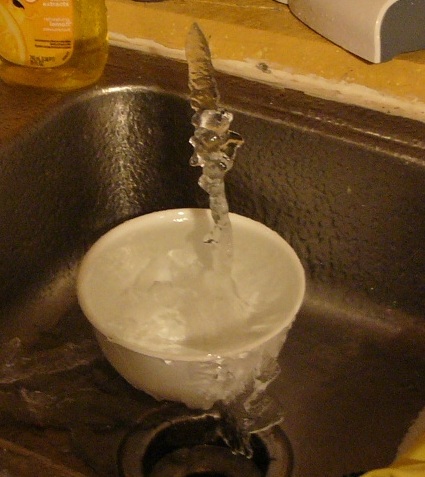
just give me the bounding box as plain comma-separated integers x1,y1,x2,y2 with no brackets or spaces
77,208,306,362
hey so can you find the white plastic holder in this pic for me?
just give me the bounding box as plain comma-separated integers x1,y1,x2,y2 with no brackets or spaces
288,0,425,63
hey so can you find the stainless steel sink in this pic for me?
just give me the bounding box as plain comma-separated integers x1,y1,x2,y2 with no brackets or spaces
0,48,424,477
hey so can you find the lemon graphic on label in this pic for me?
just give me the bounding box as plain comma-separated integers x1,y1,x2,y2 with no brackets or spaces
0,2,27,64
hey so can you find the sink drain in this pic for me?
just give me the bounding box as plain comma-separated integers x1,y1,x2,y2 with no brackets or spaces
118,405,293,477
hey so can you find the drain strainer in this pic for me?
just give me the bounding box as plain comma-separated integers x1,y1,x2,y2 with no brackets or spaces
118,405,293,477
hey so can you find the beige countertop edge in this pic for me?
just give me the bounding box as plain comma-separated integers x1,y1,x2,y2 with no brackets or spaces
110,33,425,124
106,0,425,124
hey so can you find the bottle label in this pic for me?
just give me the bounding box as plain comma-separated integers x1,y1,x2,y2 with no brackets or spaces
0,0,74,68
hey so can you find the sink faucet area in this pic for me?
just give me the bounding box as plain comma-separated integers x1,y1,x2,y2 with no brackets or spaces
0,47,424,477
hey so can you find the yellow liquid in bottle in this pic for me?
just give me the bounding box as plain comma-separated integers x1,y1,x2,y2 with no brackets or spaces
0,0,108,91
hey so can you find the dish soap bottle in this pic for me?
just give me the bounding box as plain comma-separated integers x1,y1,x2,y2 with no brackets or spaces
0,0,108,91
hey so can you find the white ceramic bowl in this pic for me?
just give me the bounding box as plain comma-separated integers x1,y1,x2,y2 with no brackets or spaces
77,208,305,409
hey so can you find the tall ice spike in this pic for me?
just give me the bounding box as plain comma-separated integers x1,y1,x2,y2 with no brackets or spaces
186,23,220,112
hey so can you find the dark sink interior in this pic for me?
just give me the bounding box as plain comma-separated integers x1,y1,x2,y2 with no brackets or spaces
0,50,424,477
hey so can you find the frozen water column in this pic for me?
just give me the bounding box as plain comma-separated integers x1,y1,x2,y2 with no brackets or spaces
287,0,425,63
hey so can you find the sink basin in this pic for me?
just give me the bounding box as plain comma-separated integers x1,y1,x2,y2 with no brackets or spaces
0,49,424,477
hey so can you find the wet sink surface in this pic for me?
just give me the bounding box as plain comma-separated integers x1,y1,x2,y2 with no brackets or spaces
0,49,424,477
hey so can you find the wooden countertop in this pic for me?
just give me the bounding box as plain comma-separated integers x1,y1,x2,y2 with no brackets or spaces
106,0,425,123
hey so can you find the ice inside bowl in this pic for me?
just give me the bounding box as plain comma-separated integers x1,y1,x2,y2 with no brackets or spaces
77,208,305,409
